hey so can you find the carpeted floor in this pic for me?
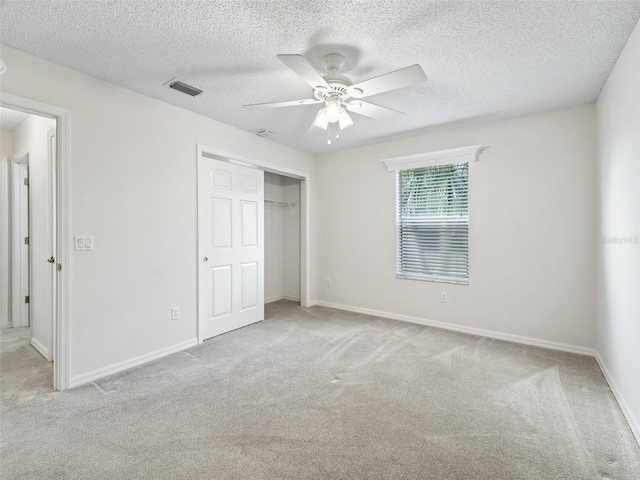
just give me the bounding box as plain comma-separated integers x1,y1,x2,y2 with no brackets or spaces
1,300,639,479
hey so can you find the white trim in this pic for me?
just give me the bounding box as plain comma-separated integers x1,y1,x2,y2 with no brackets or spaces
594,351,640,447
47,127,57,361
69,338,199,388
266,295,301,304
309,300,595,356
55,110,70,390
0,156,9,329
1,92,71,391
30,337,49,359
381,144,483,171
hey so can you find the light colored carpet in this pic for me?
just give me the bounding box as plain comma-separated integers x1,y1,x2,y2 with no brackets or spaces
1,300,639,479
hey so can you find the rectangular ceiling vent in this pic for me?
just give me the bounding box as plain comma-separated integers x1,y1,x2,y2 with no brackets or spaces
164,78,203,97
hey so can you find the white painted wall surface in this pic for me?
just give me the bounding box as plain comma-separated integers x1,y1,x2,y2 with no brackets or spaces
1,130,13,157
313,104,597,349
0,45,314,383
283,179,301,301
596,19,640,442
265,173,284,302
13,115,55,356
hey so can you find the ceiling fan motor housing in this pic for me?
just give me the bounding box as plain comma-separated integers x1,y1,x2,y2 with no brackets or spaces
314,76,351,102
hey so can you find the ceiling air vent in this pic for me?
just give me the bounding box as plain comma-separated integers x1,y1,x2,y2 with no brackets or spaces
257,129,274,137
164,78,203,97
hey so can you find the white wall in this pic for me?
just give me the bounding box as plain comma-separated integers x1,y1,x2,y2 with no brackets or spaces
283,179,301,301
0,45,314,383
313,104,597,350
265,173,284,302
1,130,13,157
12,115,55,355
596,19,640,442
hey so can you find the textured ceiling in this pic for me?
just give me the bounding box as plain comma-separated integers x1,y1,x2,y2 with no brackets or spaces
0,107,30,132
1,1,639,154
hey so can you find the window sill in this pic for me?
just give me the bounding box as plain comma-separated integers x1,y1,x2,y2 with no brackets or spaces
396,274,469,285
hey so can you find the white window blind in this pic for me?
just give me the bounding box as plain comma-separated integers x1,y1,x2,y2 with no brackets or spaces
396,162,469,284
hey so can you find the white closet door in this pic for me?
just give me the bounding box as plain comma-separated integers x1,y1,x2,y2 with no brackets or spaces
198,155,264,341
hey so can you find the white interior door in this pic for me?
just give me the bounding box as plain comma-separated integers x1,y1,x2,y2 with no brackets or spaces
198,155,264,341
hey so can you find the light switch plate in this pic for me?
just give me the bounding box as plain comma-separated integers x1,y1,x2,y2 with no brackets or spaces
74,235,94,251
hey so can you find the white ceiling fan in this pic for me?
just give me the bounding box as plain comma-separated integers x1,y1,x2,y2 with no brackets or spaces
244,53,428,140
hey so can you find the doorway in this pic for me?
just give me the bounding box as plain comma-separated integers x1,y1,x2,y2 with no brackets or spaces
1,107,55,375
0,93,70,390
264,172,301,304
196,145,310,343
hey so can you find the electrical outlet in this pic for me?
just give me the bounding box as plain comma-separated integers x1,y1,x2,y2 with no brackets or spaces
440,292,448,303
327,278,332,287
171,307,180,320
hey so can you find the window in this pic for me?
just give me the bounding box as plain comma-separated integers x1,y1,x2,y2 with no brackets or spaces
381,145,481,285
397,163,469,284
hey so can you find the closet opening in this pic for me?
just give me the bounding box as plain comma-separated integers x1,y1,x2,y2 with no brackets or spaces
264,172,301,306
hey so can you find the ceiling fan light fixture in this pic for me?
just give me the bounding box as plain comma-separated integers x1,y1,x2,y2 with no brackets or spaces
312,108,329,130
338,109,353,130
325,99,341,123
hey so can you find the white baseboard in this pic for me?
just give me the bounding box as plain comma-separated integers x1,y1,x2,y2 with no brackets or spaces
309,300,595,356
69,338,198,388
266,296,300,304
31,337,51,361
594,351,640,447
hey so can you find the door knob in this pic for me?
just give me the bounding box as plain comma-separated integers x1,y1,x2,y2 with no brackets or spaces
48,257,55,264
203,257,208,262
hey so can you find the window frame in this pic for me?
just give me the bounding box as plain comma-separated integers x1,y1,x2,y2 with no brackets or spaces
395,162,469,284
381,145,482,285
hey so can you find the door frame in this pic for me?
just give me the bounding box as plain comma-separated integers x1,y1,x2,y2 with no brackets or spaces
0,156,10,329
1,92,71,391
10,149,30,329
196,144,311,341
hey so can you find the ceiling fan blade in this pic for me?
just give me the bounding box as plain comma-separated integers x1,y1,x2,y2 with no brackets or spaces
277,54,330,90
243,98,322,109
345,100,404,120
349,64,427,98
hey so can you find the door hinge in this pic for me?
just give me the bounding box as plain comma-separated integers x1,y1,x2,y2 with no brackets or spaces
24,178,29,186
24,237,29,245
25,295,29,304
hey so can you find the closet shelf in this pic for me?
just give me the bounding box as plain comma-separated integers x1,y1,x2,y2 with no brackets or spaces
265,199,296,208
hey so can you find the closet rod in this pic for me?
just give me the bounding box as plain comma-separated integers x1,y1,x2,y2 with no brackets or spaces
264,199,296,208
